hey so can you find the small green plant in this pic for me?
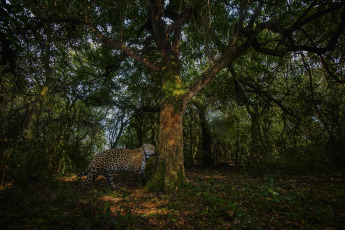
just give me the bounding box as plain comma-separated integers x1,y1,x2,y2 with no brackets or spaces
95,202,111,221
121,191,133,201
113,210,138,230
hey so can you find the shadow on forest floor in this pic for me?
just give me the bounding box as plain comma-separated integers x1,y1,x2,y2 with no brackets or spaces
1,167,345,229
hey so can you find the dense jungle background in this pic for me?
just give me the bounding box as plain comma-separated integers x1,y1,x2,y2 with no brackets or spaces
1,0,345,229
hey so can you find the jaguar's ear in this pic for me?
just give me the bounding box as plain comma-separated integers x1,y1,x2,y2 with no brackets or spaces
142,144,147,152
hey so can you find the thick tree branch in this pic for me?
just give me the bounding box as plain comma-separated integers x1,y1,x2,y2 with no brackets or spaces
298,27,345,83
288,0,318,33
184,17,273,102
167,8,193,54
238,0,249,32
166,8,193,33
246,2,264,32
185,27,263,102
24,13,162,72
253,5,345,57
88,24,161,72
293,8,345,54
147,0,168,55
252,38,286,57
286,2,345,35
185,54,230,101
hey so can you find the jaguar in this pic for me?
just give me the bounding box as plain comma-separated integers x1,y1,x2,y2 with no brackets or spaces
78,144,156,189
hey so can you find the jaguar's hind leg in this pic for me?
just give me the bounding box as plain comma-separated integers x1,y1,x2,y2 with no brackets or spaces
82,169,98,188
104,169,116,189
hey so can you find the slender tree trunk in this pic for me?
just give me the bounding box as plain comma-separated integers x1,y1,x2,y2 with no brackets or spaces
250,111,260,157
246,104,260,169
195,102,213,167
150,116,156,146
186,109,194,166
235,118,240,168
111,112,126,148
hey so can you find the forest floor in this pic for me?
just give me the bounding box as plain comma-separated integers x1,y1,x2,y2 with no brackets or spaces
1,167,345,229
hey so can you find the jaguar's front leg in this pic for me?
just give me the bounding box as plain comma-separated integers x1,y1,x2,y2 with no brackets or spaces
130,171,144,187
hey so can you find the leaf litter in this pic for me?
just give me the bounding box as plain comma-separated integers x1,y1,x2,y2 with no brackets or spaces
0,168,344,229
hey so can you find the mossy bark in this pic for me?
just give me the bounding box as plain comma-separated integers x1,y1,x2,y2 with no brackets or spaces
145,58,187,192
145,100,186,191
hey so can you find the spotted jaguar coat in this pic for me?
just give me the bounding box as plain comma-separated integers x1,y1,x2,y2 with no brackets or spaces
78,144,155,189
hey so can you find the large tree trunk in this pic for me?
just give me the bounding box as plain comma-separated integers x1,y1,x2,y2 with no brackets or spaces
144,50,236,191
146,100,186,191
145,57,188,191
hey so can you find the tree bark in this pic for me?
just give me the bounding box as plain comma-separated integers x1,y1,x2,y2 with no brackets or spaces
235,118,240,168
246,104,261,169
146,100,186,191
113,113,126,148
185,109,194,166
194,101,213,167
145,56,188,191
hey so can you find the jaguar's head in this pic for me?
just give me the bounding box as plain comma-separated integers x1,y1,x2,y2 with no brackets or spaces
143,144,156,160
